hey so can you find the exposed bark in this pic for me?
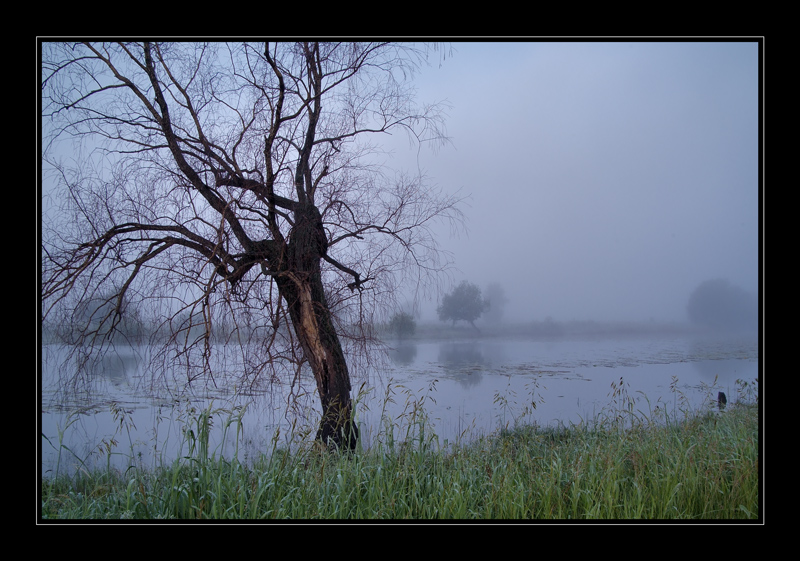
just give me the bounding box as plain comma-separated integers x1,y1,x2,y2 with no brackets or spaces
274,203,359,449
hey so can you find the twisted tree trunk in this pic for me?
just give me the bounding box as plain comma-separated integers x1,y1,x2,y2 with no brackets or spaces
274,204,359,450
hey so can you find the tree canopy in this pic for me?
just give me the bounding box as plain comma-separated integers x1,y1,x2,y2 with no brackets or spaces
388,312,416,339
437,281,489,328
686,278,757,331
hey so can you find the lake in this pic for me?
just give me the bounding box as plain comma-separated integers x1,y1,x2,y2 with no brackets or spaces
40,329,759,477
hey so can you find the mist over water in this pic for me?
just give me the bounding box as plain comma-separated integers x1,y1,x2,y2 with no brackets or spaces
41,325,758,476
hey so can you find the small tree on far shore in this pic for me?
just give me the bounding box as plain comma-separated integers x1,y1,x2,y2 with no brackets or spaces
687,278,757,330
437,281,489,329
388,312,416,339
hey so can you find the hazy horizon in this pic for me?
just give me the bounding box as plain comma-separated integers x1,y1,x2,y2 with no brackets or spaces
385,41,760,325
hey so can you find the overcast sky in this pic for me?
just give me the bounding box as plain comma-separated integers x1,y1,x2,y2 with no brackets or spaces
387,40,760,323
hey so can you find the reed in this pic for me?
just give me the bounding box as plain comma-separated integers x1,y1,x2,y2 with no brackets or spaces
40,378,759,520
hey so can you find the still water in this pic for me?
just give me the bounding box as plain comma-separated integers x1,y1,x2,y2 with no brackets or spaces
40,331,759,476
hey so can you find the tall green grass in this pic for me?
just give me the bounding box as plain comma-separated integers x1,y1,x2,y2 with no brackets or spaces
40,379,759,520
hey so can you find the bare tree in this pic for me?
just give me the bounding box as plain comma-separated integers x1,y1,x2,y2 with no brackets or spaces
41,41,462,450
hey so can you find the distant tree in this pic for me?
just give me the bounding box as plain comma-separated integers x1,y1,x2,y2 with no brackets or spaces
437,281,489,329
388,311,416,339
687,278,758,330
70,288,143,342
483,282,508,324
541,315,563,337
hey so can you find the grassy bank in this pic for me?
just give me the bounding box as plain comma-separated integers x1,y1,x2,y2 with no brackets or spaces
40,396,759,521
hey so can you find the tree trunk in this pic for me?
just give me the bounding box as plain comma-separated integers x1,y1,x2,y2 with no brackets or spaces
280,273,359,450
275,204,359,450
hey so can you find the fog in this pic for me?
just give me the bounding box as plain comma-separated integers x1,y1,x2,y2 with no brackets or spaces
40,42,761,474
386,41,760,324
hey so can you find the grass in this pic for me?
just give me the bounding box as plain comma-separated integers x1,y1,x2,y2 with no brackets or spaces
40,380,760,521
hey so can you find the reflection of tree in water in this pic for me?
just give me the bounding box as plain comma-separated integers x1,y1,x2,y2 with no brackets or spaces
691,358,754,387
388,343,418,366
688,335,759,387
437,343,485,387
92,347,140,387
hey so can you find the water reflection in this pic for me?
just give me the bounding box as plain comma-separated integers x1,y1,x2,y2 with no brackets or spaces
388,343,417,365
687,333,759,388
691,358,756,386
93,349,140,386
436,342,484,387
42,333,759,476
438,342,484,366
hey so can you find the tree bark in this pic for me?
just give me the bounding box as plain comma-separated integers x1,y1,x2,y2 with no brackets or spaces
274,203,359,450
